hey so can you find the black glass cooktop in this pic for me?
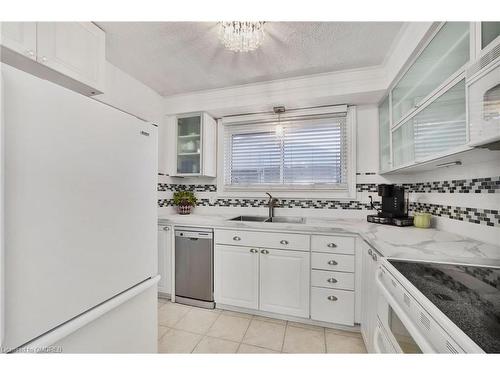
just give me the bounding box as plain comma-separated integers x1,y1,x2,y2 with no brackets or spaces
388,259,500,353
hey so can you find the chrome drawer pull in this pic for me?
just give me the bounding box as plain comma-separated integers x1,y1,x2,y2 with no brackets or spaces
280,240,289,245
327,296,338,302
327,243,337,248
327,260,338,265
261,249,269,254
250,248,258,253
372,253,378,261
327,278,338,284
233,236,241,241
162,226,170,231
368,249,372,256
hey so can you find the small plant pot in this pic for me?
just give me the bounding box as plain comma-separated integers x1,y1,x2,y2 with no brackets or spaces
177,205,193,215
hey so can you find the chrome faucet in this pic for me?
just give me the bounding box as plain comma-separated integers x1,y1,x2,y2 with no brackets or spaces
265,192,279,219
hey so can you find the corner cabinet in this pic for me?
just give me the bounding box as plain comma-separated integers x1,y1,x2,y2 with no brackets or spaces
174,112,217,177
0,22,105,96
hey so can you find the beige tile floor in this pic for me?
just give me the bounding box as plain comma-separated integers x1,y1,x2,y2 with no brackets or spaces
157,298,367,354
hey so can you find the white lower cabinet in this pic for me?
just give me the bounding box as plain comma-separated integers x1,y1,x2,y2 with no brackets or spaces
214,229,357,326
214,245,259,309
360,241,381,353
157,225,172,295
259,248,310,318
311,287,355,326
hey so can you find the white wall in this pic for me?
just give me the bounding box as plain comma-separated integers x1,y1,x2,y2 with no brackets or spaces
94,62,164,124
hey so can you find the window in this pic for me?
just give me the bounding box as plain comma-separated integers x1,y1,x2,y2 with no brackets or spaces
223,111,351,192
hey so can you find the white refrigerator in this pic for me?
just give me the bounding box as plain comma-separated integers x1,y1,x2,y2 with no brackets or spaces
0,64,159,353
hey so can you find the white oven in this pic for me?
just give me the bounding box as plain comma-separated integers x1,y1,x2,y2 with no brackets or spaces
375,262,467,354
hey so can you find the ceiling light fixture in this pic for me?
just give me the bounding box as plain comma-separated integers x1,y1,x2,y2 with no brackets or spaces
218,21,266,52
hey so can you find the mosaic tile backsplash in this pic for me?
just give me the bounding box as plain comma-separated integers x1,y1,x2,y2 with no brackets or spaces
158,176,500,227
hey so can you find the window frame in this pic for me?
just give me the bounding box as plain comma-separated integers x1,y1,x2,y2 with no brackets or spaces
217,105,357,199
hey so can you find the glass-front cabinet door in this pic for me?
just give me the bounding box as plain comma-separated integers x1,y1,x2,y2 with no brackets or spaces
392,79,467,168
177,114,202,174
413,79,466,160
379,96,391,172
392,118,415,168
481,22,500,50
391,22,469,125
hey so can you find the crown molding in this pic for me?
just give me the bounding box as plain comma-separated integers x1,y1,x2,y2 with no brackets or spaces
163,22,434,116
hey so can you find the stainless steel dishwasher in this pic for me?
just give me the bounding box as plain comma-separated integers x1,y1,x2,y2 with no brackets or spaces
174,227,214,309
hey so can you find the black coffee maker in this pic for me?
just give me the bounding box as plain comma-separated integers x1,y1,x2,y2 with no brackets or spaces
367,184,414,226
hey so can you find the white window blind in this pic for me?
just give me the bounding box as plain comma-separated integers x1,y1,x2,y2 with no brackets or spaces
224,115,348,189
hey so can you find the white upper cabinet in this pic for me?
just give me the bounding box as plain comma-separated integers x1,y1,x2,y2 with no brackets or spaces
37,22,105,94
0,22,37,59
259,248,310,318
479,22,500,52
174,112,217,177
391,22,470,126
378,96,391,172
1,22,105,96
392,79,467,168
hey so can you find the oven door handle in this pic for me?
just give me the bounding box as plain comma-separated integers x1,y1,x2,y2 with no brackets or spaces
375,268,435,353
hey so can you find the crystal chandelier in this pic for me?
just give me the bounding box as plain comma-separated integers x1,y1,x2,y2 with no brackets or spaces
218,21,266,52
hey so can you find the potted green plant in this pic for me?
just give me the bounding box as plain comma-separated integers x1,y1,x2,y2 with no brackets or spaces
173,191,198,215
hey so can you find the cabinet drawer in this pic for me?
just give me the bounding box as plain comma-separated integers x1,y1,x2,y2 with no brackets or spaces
311,270,354,290
311,253,354,272
311,235,355,254
215,229,309,251
311,287,354,326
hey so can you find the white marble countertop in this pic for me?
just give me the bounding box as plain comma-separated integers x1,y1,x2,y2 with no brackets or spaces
158,214,500,266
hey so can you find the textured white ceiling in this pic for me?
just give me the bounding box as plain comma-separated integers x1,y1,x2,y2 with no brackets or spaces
97,22,404,96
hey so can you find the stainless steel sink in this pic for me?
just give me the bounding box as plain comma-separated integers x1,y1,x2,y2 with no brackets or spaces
265,216,306,224
229,215,269,222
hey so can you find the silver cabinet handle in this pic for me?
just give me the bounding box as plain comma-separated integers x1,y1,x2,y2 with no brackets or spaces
41,56,47,62
261,249,269,254
162,226,170,231
327,278,337,284
372,253,378,261
233,236,241,241
249,248,258,253
280,240,289,245
327,243,337,248
327,260,338,265
327,295,338,301
368,249,373,256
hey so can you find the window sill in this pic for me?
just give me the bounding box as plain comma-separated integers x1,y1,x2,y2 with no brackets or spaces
217,186,356,200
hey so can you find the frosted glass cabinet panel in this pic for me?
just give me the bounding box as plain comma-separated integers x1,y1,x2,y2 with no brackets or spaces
392,119,415,168
177,115,201,174
391,22,469,125
413,80,466,160
392,80,467,168
481,22,500,50
378,96,391,172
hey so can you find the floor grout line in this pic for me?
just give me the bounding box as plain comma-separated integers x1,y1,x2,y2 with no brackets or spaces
280,321,289,353
236,313,255,353
159,300,366,354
